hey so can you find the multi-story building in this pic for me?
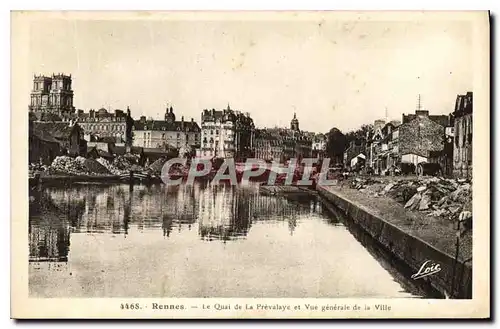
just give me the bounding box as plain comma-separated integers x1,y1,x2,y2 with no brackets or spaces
197,105,255,159
75,107,134,145
312,133,327,159
254,128,295,162
29,73,75,120
368,109,452,175
132,106,201,151
253,114,313,163
452,92,473,178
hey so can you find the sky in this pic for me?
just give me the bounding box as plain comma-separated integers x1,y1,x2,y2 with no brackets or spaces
23,14,473,133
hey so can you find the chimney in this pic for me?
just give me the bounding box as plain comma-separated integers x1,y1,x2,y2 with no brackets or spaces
181,116,185,130
191,118,194,122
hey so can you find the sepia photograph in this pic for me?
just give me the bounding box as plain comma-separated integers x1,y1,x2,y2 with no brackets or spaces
11,10,490,319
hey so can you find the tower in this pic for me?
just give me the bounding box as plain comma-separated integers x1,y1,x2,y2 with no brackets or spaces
290,113,299,131
165,105,176,123
29,73,75,119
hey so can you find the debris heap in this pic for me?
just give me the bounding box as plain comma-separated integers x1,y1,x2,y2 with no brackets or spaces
348,176,472,224
49,156,111,176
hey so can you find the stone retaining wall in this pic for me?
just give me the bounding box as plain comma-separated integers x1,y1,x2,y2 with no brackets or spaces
317,185,472,298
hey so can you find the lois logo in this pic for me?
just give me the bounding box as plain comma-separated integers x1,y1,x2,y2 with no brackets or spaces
411,260,441,280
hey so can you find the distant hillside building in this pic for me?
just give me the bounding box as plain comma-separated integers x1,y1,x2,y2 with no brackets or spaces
29,73,75,120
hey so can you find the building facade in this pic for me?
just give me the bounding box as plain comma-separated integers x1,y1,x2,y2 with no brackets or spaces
312,133,327,159
253,128,295,162
253,114,313,163
132,106,201,151
31,121,87,159
197,105,254,159
76,107,134,145
452,92,473,179
29,74,75,119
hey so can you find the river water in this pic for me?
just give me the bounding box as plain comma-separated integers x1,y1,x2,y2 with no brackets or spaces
29,182,422,298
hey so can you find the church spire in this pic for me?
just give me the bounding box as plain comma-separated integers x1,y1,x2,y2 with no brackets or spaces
290,112,299,131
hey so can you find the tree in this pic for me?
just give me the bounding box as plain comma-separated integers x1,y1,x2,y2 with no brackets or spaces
325,128,347,165
345,124,374,144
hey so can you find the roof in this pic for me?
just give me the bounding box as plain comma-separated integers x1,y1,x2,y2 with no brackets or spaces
143,147,177,154
201,108,254,126
86,146,113,158
96,136,122,143
30,124,60,144
32,122,80,141
109,144,144,155
255,128,312,142
133,120,200,132
402,113,451,127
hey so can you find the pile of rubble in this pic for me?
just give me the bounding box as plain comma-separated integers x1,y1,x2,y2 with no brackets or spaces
112,155,135,171
349,177,382,190
349,176,472,223
29,163,50,174
49,156,88,175
95,157,128,175
49,156,111,176
148,157,169,175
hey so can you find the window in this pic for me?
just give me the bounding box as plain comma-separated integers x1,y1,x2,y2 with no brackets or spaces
162,133,165,139
177,133,180,139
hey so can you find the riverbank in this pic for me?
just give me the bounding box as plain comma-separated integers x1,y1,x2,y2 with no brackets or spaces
316,183,472,299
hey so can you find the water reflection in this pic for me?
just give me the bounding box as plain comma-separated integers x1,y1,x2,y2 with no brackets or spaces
29,182,327,262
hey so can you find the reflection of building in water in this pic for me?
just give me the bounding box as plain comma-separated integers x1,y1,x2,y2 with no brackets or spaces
79,185,130,235
161,184,199,237
198,184,252,242
29,220,70,262
197,184,321,241
30,183,323,246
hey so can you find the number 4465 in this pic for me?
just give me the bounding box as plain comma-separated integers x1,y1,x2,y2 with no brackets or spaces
121,303,141,310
